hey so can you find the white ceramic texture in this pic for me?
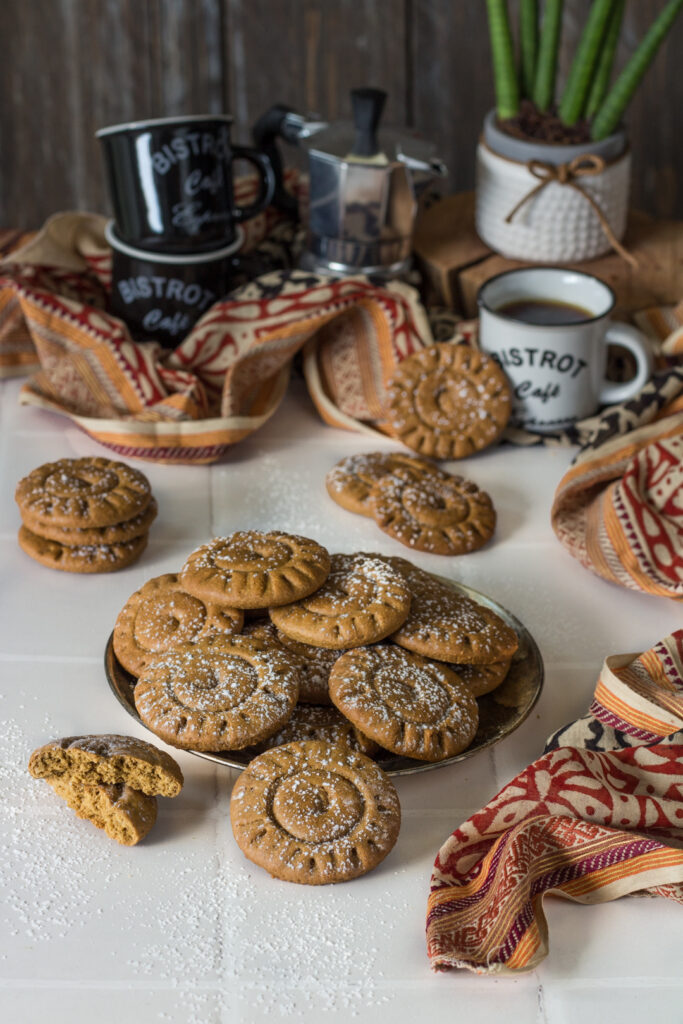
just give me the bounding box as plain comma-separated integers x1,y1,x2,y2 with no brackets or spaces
478,267,653,431
475,112,631,262
2,373,682,1023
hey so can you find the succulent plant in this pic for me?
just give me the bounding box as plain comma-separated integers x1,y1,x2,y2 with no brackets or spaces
485,0,683,140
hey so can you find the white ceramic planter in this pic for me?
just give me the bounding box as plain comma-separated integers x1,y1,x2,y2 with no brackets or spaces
475,110,631,263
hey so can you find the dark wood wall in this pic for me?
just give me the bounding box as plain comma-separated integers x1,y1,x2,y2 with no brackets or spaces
3,0,683,229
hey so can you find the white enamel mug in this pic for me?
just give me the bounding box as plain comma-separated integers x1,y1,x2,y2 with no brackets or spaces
477,267,653,432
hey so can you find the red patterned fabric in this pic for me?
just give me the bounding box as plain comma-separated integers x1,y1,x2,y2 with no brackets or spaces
427,630,683,974
0,209,432,463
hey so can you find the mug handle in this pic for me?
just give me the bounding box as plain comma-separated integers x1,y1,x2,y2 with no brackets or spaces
598,322,654,405
231,146,276,223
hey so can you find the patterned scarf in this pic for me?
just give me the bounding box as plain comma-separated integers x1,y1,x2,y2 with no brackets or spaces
427,630,683,974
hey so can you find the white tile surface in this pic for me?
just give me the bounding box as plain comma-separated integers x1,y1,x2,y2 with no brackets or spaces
2,379,682,1024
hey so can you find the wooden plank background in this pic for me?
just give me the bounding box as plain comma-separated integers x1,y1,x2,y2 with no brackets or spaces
2,0,683,228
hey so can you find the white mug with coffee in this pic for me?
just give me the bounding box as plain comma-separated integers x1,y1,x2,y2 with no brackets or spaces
477,268,653,432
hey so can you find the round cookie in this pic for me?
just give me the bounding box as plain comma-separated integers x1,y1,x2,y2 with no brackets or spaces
114,573,244,677
230,740,401,885
22,495,158,546
46,777,157,846
15,457,151,528
329,644,479,762
385,343,512,459
269,552,411,650
325,451,447,518
453,659,512,697
180,531,331,609
260,704,379,756
388,558,519,664
371,467,496,555
244,621,341,704
18,525,148,574
28,734,184,797
133,634,301,751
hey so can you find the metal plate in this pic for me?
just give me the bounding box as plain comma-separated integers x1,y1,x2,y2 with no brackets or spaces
104,578,543,777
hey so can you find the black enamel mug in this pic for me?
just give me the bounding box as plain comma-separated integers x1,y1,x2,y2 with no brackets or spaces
97,115,276,252
106,221,247,346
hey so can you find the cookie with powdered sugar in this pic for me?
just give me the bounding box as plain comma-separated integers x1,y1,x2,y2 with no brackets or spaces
329,644,478,762
259,704,378,757
370,467,496,555
388,557,518,664
325,451,447,518
133,633,301,751
244,620,342,704
451,659,512,697
18,525,148,574
385,343,511,460
15,457,152,529
269,552,411,650
180,531,331,609
114,573,244,677
22,496,158,546
230,740,400,885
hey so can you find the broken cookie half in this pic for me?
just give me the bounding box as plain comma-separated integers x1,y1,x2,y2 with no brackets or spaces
29,733,183,845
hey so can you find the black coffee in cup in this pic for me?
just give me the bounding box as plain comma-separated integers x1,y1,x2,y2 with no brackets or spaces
97,115,276,253
496,298,594,326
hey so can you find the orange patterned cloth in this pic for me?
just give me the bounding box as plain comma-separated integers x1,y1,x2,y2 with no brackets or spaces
427,630,683,975
0,209,432,463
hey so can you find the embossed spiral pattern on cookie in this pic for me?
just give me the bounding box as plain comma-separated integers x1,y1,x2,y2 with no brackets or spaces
328,644,479,762
113,573,244,677
385,344,511,460
325,451,448,518
269,552,411,649
180,530,331,609
388,557,519,664
133,634,300,750
15,457,152,527
260,704,378,756
371,468,496,555
230,740,401,884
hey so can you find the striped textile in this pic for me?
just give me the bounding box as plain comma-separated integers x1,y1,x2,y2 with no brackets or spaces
427,630,683,975
550,392,683,598
0,203,431,464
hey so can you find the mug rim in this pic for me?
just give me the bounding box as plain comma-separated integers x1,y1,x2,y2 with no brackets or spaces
96,114,234,139
477,266,616,327
104,220,244,263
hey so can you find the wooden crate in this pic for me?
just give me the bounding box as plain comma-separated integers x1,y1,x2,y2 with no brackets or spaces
414,193,683,317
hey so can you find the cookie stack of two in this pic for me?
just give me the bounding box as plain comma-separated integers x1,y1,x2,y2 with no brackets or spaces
15,457,157,573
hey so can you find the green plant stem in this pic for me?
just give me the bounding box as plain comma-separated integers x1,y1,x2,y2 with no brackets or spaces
592,0,683,139
520,0,539,97
559,0,616,124
585,0,626,119
532,0,564,111
486,0,520,118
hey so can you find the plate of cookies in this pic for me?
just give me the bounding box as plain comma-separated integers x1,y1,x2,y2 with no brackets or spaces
105,530,543,776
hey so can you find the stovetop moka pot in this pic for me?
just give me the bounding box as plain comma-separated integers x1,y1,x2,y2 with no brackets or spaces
253,88,447,278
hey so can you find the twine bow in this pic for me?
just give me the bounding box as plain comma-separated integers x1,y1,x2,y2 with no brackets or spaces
505,154,637,268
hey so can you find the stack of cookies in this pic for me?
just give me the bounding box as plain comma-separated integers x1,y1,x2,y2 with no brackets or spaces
28,734,183,845
15,457,157,573
110,529,519,883
326,451,496,555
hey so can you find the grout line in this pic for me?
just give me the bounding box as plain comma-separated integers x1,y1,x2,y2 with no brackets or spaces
0,654,102,663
